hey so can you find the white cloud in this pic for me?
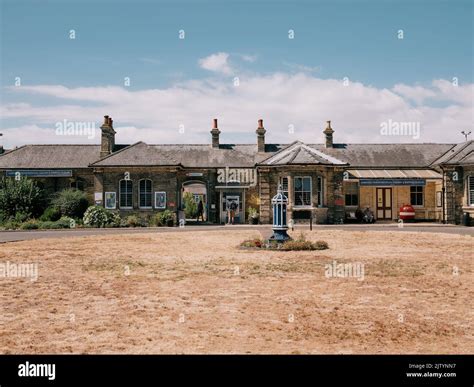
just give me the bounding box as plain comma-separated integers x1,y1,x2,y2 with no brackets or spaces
2,74,473,147
198,52,233,75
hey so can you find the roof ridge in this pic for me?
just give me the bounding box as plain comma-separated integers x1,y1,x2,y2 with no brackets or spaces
90,141,146,166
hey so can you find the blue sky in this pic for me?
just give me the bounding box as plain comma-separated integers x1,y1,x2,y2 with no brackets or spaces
0,0,473,146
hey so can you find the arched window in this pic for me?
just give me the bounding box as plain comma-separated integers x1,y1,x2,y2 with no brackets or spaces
139,179,152,208
119,179,133,209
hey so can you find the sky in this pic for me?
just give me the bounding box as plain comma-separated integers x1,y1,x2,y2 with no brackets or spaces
0,0,473,148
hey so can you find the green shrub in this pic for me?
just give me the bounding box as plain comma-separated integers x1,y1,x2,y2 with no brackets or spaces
83,206,120,228
0,177,46,220
2,220,21,230
20,219,40,230
122,215,147,227
54,216,73,229
158,210,174,226
40,206,62,222
182,192,197,219
52,189,89,219
38,221,55,229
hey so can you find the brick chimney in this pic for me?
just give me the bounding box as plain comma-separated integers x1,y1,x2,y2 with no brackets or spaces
100,115,116,158
323,120,334,148
256,119,266,152
210,118,221,148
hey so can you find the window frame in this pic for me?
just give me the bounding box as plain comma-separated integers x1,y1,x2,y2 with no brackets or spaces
104,192,117,210
138,179,153,209
293,176,312,208
410,185,424,207
279,176,289,198
119,179,133,209
468,176,474,206
317,176,323,207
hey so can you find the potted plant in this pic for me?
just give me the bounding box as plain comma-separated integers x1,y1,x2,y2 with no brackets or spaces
248,207,259,225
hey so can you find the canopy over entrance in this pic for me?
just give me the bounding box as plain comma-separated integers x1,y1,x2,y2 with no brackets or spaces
347,169,442,179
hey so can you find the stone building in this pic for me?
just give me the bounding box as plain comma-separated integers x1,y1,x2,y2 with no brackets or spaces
0,115,472,225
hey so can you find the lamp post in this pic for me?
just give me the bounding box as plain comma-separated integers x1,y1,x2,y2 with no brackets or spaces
269,185,291,242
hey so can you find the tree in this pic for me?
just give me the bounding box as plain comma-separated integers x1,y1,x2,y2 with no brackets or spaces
0,177,45,220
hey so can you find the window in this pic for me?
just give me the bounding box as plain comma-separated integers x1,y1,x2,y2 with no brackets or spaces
155,192,166,209
119,179,133,209
70,178,85,191
345,194,358,206
105,192,116,209
139,179,152,208
279,177,289,198
317,176,323,207
344,181,358,206
294,177,311,206
469,176,474,206
410,186,423,206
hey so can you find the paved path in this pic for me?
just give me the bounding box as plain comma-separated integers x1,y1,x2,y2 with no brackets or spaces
0,223,472,243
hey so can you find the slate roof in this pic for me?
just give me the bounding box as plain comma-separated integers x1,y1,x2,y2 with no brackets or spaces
0,141,458,169
305,143,455,168
430,140,474,166
260,141,347,165
0,145,101,169
90,142,284,168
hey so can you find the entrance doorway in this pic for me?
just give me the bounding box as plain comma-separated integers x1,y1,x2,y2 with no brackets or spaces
219,191,244,224
376,188,392,220
182,182,207,221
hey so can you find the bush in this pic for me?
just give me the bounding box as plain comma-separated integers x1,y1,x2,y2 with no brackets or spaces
83,206,120,228
240,238,264,248
52,189,89,219
281,233,329,251
54,216,73,229
157,210,174,227
182,192,197,219
20,219,39,230
2,220,21,230
40,206,62,222
247,207,259,224
122,215,147,227
0,177,46,220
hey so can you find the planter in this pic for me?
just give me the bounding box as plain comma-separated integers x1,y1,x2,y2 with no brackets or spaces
249,216,259,225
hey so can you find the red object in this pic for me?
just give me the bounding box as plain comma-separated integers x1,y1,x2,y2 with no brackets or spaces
399,204,415,220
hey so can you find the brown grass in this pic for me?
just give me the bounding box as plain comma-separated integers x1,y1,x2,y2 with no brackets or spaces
0,229,472,354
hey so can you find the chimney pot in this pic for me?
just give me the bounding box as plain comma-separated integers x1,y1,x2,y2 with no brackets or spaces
323,120,334,148
100,115,116,157
256,119,266,152
210,118,221,148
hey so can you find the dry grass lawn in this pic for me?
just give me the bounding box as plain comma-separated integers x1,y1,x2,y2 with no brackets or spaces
0,229,472,354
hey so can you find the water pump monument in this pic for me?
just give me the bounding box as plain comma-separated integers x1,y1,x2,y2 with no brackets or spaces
269,185,291,242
